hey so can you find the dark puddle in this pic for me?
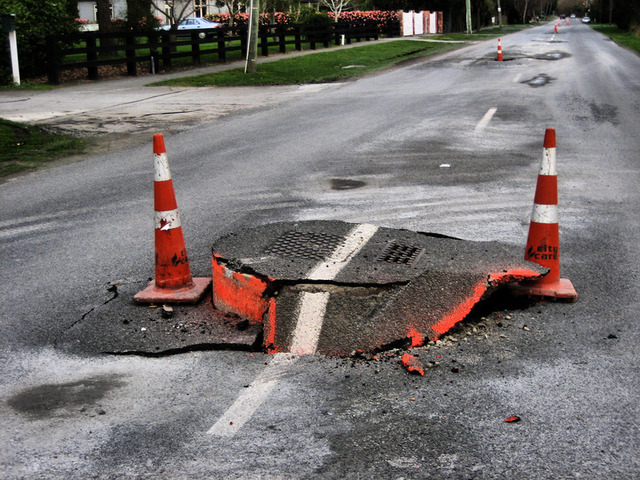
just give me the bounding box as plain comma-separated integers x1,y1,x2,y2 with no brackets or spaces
330,178,367,190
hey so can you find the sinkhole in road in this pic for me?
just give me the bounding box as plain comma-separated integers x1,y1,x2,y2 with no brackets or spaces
521,74,553,87
330,178,367,190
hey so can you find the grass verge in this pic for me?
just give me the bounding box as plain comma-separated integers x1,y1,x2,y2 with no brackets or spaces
0,119,86,178
591,24,640,55
149,40,462,87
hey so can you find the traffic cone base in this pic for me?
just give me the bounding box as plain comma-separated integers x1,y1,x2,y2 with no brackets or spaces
134,277,212,304
510,277,577,300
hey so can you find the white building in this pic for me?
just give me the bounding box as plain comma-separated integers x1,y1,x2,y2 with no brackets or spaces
77,0,226,24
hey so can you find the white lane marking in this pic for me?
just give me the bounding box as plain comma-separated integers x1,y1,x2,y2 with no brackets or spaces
289,292,330,355
290,223,378,354
207,353,298,437
207,224,379,436
513,73,522,83
0,221,59,240
474,107,497,133
308,223,379,281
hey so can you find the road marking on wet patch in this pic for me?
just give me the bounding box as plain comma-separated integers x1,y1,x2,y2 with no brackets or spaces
474,107,497,133
207,353,298,437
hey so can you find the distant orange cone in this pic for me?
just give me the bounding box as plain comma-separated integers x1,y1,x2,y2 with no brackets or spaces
497,38,503,61
134,134,211,304
554,23,558,33
512,128,577,301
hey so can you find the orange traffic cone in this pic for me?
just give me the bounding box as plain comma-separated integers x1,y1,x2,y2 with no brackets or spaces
134,134,212,304
554,23,558,33
512,128,577,301
496,38,503,61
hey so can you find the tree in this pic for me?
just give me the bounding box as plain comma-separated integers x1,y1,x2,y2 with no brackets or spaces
0,0,79,80
151,0,196,29
126,0,158,32
320,0,352,21
513,0,531,22
96,0,116,55
215,0,245,28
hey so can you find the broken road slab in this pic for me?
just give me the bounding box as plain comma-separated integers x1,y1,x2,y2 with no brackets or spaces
56,221,545,357
55,281,261,356
211,220,547,356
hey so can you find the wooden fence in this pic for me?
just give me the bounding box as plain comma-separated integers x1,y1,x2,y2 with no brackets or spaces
46,21,401,84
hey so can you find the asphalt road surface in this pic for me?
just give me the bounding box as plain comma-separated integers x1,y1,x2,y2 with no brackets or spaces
2,21,639,479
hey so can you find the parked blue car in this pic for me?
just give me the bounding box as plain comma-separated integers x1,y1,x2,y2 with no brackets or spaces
159,18,223,39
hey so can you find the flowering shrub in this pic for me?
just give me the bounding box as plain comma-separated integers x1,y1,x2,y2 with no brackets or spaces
330,11,399,30
207,10,399,29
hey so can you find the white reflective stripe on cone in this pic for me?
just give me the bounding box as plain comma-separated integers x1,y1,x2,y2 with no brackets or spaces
154,153,172,181
540,148,557,175
531,204,558,224
155,209,181,230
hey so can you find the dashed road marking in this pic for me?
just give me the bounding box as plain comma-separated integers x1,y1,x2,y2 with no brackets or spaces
474,107,497,133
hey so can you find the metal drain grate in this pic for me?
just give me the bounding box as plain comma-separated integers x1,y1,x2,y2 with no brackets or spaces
375,242,425,265
265,231,346,260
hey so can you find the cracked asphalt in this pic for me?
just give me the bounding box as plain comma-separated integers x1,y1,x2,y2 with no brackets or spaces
1,24,639,479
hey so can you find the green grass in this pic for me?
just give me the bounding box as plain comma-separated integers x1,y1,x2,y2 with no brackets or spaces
0,119,86,178
149,40,462,87
591,24,640,55
0,83,57,91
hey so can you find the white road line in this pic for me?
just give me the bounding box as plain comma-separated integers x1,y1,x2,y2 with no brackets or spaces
474,107,497,133
513,72,522,83
207,223,379,436
290,223,378,354
207,353,298,437
289,292,330,355
307,223,379,281
0,221,59,240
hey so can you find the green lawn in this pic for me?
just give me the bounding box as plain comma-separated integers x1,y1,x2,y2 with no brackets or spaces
0,119,86,178
149,40,462,87
591,24,640,55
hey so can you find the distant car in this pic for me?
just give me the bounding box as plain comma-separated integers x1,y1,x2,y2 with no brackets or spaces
560,14,566,19
159,18,222,39
571,14,576,18
581,16,591,24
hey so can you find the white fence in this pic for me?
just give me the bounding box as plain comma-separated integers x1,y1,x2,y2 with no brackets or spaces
401,10,442,36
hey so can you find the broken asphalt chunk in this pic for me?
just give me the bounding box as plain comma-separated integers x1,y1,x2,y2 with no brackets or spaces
401,354,425,376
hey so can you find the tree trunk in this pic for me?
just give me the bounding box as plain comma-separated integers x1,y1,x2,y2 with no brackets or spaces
96,0,116,56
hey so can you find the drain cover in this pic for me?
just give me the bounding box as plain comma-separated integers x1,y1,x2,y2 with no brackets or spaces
375,242,425,265
265,231,346,260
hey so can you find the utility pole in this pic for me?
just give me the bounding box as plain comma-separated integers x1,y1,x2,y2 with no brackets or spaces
245,0,259,73
465,0,472,34
497,0,502,28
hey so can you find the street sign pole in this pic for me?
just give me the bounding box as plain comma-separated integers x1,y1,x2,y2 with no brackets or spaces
8,29,20,84
2,14,20,85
